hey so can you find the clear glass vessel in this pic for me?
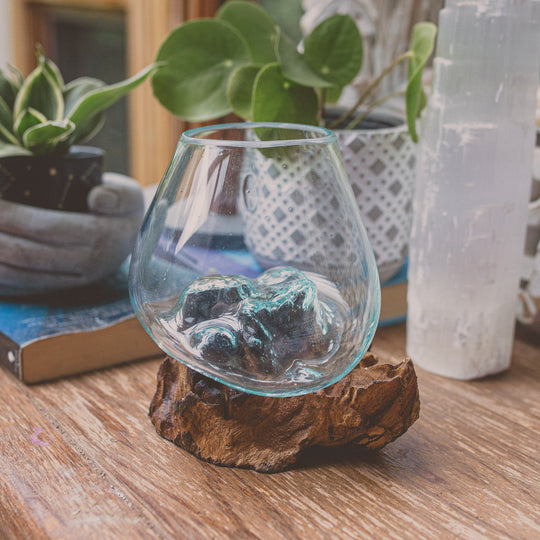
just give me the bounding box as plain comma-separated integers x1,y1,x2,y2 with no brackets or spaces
129,123,380,396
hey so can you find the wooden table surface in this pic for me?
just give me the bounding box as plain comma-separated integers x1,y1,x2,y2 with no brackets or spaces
1,323,539,539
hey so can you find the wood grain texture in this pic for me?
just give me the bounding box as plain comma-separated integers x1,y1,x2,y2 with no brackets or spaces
1,323,539,539
0,370,160,538
149,354,419,472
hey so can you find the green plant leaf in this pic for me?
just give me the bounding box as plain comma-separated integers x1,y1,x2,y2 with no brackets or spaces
63,77,105,115
0,95,12,131
7,65,23,88
0,69,18,109
37,47,64,89
304,14,363,87
277,31,335,89
0,143,32,157
406,21,437,143
71,112,105,144
63,77,106,143
227,64,260,121
0,125,18,145
14,107,47,140
22,120,75,155
252,63,318,125
0,96,18,145
67,64,155,142
258,0,304,45
325,86,343,104
13,63,64,122
152,19,251,122
217,1,277,65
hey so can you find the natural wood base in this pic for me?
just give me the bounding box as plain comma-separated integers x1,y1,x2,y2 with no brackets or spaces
149,353,420,473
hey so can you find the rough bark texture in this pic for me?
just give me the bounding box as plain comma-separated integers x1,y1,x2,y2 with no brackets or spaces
149,352,420,473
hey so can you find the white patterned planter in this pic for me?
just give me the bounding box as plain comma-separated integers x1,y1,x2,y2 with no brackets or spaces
240,119,416,283
336,122,416,282
239,146,362,275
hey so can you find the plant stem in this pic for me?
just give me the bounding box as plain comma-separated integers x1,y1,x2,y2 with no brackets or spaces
345,90,405,130
327,51,412,129
318,88,327,127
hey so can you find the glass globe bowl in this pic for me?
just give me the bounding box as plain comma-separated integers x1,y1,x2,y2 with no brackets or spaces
129,122,380,396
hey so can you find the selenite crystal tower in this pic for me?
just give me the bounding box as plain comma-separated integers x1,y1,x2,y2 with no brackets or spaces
407,0,540,379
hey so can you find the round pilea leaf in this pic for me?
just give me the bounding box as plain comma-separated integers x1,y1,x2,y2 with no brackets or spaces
277,31,334,89
217,1,278,65
152,19,251,122
252,63,318,126
258,0,304,45
304,14,363,88
227,64,261,121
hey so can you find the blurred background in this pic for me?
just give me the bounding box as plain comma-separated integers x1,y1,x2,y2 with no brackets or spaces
0,0,442,187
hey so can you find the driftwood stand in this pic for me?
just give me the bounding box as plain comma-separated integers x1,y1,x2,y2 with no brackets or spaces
149,352,420,473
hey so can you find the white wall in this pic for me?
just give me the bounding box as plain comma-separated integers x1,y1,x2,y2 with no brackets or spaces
0,0,13,67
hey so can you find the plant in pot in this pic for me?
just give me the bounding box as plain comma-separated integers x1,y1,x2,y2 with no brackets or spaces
150,1,436,282
0,49,154,212
0,49,155,295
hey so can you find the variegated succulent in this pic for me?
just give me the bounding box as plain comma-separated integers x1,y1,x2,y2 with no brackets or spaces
0,49,154,157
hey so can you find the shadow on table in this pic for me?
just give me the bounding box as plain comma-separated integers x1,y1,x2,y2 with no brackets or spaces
295,445,386,471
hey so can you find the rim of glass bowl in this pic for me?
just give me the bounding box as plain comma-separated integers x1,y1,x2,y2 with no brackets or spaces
181,122,337,148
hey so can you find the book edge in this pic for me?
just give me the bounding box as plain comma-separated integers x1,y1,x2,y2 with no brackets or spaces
379,280,407,326
18,313,134,348
0,332,22,379
21,316,162,383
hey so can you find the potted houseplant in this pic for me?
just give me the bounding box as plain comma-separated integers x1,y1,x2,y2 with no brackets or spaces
0,48,154,212
150,1,436,281
0,49,155,296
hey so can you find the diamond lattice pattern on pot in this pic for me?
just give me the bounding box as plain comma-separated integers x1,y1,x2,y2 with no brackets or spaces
337,125,416,282
239,149,361,273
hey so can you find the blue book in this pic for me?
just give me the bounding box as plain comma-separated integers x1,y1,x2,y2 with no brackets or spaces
0,263,162,383
379,260,408,327
158,238,408,328
0,245,407,382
